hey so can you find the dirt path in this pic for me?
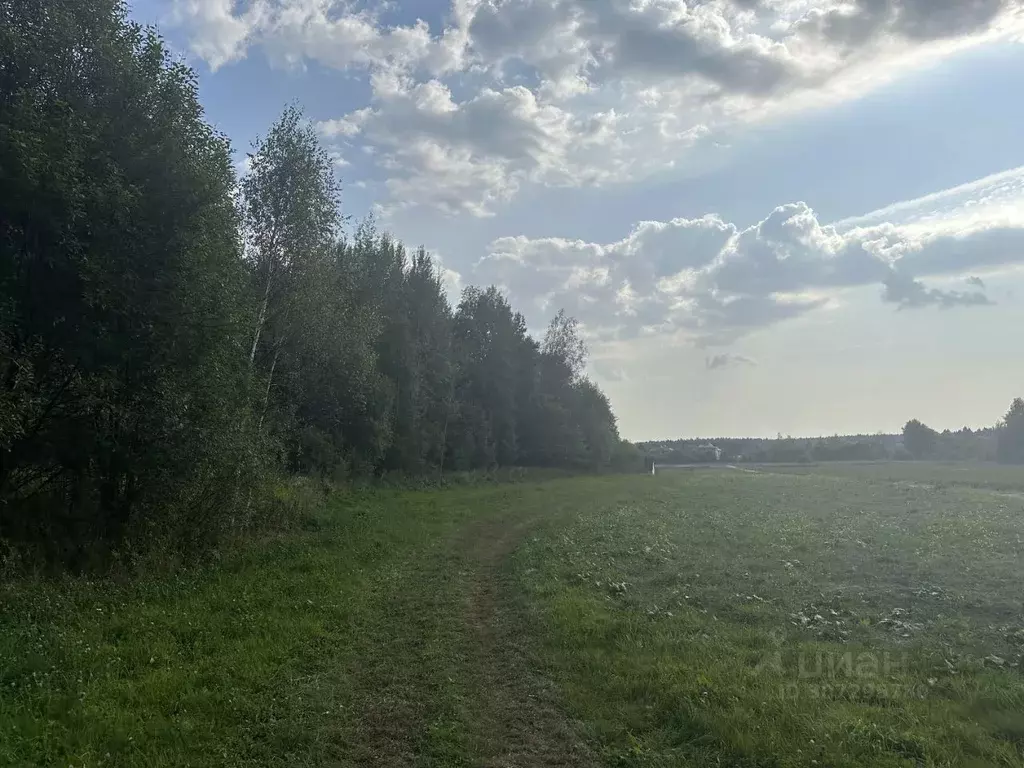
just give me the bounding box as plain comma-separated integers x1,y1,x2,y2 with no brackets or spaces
458,513,597,767
341,505,596,767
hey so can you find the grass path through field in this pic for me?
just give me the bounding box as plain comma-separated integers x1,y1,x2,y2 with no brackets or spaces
1,480,603,768
340,494,596,767
456,513,596,767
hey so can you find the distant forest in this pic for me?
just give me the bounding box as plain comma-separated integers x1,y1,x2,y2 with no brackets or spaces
641,398,1024,466
0,1,639,568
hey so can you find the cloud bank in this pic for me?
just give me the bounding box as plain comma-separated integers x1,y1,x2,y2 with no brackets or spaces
169,0,1024,215
473,171,1024,344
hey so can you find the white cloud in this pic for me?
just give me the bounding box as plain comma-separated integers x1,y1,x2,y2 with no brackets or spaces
326,149,349,167
454,0,1024,151
170,0,264,68
169,0,450,74
476,172,1024,344
168,0,1024,214
836,165,1024,233
426,250,465,302
802,0,1011,44
318,79,630,215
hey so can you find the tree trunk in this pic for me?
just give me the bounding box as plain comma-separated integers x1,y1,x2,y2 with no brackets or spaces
257,345,280,432
438,375,455,481
249,267,273,368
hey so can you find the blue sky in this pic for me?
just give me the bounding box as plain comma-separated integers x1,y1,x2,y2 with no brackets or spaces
132,0,1024,439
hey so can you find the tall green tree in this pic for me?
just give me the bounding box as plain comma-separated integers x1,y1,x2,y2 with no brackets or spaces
522,311,619,468
449,287,530,468
0,0,631,570
386,247,454,473
0,0,253,562
572,378,620,467
902,419,939,460
240,106,342,432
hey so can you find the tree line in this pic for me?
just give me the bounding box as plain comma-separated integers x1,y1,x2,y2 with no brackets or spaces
642,397,1024,466
642,435,902,465
901,398,1024,463
0,0,637,567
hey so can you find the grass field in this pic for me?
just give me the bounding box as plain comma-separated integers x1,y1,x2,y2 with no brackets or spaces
3,464,1024,766
761,461,1024,494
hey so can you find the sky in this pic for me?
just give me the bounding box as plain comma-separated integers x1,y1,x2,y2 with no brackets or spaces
130,0,1024,440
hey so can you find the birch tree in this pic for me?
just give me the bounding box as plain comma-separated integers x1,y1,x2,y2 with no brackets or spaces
240,107,341,431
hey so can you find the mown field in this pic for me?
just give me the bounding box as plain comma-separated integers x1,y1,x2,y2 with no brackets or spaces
3,464,1024,766
762,460,1024,493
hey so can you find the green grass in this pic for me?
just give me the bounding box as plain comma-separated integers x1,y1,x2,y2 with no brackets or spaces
763,460,1024,493
515,468,1024,766
1,487,484,767
4,466,1024,766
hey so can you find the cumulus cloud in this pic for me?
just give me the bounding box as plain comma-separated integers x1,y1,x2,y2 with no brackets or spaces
169,0,262,68
318,78,625,215
171,0,1024,82
468,0,801,97
168,0,1024,214
809,0,1009,45
462,0,1022,100
169,0,452,73
475,179,1022,344
706,352,757,370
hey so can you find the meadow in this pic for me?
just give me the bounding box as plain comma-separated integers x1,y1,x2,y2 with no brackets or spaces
763,460,1024,493
3,464,1024,766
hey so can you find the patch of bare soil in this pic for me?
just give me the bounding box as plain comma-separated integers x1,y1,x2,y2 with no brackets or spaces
459,514,597,768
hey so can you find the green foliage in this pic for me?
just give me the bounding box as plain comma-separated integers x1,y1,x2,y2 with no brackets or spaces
0,0,628,568
610,438,646,472
902,418,939,459
997,397,1024,464
644,417,1010,467
0,0,258,565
